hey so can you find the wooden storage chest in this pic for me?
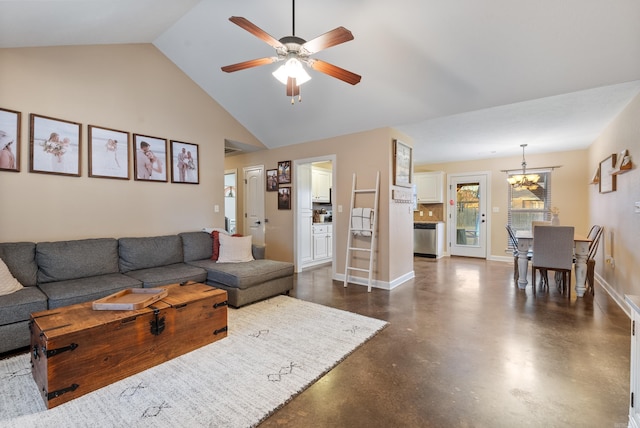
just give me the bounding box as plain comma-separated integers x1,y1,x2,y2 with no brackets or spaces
30,282,228,408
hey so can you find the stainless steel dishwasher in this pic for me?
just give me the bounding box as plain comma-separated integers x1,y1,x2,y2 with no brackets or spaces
414,223,437,258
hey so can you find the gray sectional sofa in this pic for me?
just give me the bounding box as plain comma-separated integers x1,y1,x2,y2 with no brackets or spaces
0,231,294,354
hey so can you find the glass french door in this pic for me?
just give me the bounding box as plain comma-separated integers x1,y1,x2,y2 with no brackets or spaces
448,173,489,258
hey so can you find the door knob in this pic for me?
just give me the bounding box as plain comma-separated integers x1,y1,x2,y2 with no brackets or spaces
255,220,261,225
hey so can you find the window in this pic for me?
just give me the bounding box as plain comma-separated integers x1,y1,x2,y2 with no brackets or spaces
507,170,552,238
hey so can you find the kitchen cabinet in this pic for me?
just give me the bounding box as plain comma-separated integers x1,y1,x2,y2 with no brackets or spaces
312,224,332,261
312,167,332,203
627,295,640,428
415,171,444,203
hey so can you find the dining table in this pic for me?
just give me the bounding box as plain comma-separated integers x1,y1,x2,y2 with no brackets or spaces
515,230,592,297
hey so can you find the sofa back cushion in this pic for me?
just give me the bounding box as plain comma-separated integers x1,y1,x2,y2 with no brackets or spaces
119,235,183,272
36,238,120,284
179,232,213,262
0,242,37,287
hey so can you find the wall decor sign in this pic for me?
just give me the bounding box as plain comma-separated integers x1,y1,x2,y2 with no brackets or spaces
277,160,291,184
30,114,81,177
266,168,278,191
133,133,168,182
599,153,617,194
393,139,412,187
278,186,291,210
170,140,199,184
88,125,130,180
0,107,20,172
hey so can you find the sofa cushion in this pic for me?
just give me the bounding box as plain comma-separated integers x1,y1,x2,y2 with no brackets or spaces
188,259,293,290
0,242,37,286
179,231,213,262
119,235,183,273
123,263,207,288
38,273,143,309
36,238,120,284
0,286,48,324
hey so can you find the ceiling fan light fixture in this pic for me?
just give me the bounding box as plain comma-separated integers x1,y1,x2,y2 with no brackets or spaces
272,57,311,86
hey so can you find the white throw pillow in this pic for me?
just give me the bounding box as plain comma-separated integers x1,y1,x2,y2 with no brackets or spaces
0,257,24,296
217,233,254,263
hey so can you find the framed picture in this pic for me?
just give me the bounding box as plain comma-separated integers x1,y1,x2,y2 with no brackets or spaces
278,186,291,210
277,160,291,184
599,154,617,194
0,107,20,172
266,169,278,191
30,114,81,177
170,140,199,184
88,125,130,180
133,133,168,182
393,139,412,187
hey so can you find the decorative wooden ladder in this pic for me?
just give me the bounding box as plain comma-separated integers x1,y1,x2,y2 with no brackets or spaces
344,171,380,292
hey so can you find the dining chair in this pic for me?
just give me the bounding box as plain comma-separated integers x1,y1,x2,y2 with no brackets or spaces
585,226,604,296
506,225,520,283
531,225,575,299
530,220,552,286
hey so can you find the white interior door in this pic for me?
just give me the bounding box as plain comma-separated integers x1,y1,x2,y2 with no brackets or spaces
448,172,490,258
244,165,265,245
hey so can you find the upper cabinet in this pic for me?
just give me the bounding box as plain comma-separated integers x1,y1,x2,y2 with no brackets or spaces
415,171,444,203
312,167,332,203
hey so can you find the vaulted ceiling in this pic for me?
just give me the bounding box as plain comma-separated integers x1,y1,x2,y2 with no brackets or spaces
2,0,639,164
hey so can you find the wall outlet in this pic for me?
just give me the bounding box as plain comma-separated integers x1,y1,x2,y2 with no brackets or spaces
428,211,433,216
419,211,423,216
214,205,219,213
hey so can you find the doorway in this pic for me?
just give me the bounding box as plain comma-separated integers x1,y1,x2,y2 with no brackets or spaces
294,155,336,273
447,172,490,258
224,169,237,234
243,165,265,246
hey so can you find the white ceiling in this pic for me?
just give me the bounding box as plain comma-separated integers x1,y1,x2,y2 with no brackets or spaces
2,0,640,164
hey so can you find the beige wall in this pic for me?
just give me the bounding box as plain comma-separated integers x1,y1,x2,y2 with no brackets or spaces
225,128,415,286
588,93,640,309
0,45,262,242
418,149,590,260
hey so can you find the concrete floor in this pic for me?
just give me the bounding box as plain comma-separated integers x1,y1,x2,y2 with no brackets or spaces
260,256,631,428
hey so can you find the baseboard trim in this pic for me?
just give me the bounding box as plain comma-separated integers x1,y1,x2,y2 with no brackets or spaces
333,270,415,291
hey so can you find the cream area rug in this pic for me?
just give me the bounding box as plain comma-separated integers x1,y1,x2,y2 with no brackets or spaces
0,295,387,427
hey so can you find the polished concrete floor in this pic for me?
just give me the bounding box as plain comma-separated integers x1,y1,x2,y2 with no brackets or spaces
260,256,631,428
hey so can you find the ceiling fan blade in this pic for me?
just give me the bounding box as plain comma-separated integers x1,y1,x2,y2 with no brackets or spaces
301,27,354,55
221,57,278,73
229,16,285,50
308,59,361,85
286,77,300,96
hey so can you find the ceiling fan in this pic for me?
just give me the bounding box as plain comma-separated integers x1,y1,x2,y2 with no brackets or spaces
221,0,361,103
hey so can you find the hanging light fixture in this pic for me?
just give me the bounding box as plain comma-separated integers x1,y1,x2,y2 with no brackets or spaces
507,144,540,191
272,57,311,86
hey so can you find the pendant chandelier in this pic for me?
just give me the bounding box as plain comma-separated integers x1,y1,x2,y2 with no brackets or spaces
507,144,540,191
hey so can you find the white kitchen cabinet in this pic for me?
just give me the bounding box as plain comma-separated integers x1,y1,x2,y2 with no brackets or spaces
312,167,332,203
312,224,332,261
415,171,444,203
626,295,640,428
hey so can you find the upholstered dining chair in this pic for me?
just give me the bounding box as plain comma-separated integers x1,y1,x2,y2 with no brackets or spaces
531,225,575,299
531,220,552,286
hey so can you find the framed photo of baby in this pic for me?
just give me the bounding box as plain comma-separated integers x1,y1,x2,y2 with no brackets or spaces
170,140,199,184
30,114,81,177
133,134,168,182
0,107,20,172
88,125,130,180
